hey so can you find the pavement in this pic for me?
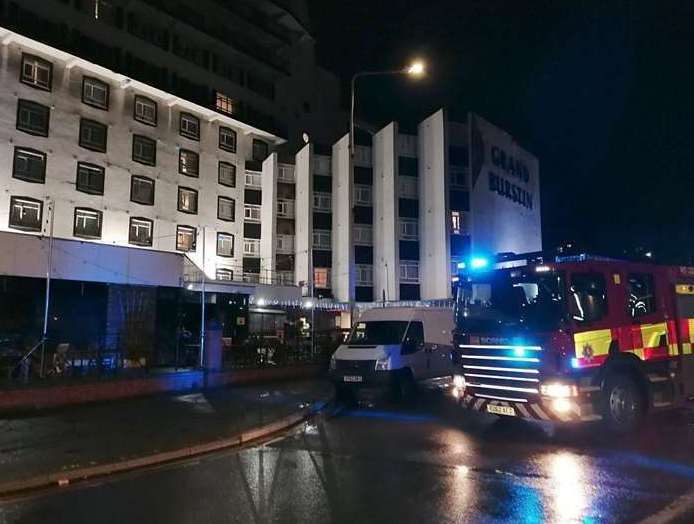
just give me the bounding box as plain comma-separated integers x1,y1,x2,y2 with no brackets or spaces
0,379,334,495
2,390,693,523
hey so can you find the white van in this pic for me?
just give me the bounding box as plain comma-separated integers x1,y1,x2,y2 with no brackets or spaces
329,307,454,398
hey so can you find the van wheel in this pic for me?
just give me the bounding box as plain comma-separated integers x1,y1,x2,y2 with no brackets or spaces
602,374,644,432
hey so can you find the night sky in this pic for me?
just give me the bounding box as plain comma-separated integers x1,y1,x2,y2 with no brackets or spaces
309,1,694,263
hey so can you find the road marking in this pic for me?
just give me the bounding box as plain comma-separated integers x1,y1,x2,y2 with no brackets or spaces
638,485,694,524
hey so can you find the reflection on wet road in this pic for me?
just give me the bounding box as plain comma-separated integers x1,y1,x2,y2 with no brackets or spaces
1,393,693,523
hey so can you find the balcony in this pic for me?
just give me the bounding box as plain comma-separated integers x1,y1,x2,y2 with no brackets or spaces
312,230,331,250
245,170,262,188
354,225,373,246
276,234,294,254
276,271,294,286
242,272,260,284
244,204,261,222
276,198,295,218
400,262,420,283
243,238,261,256
278,163,295,183
355,264,374,286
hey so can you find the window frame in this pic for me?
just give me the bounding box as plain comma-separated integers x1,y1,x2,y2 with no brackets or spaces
9,196,43,232
569,272,609,323
128,217,153,247
399,261,420,283
354,184,373,206
176,225,197,252
219,126,237,153
399,218,419,240
218,196,236,222
216,232,235,257
312,229,331,250
218,161,236,187
73,207,103,239
130,175,155,206
627,273,657,318
177,186,199,215
132,134,157,166
20,53,52,91
179,112,200,141
313,267,331,289
16,99,50,137
313,192,332,212
133,95,158,126
76,162,105,195
252,139,269,161
79,118,108,153
81,76,110,110
216,268,234,281
178,148,200,177
355,264,374,286
12,147,46,184
244,204,261,222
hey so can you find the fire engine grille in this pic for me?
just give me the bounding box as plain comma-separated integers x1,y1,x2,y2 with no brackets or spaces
458,344,542,402
335,359,376,373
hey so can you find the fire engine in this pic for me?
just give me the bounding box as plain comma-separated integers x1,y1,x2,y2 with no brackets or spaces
450,253,694,430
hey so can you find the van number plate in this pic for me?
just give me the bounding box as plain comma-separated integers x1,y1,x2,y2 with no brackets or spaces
343,375,363,383
487,404,515,416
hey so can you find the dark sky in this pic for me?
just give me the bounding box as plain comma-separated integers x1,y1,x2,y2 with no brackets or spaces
308,0,694,263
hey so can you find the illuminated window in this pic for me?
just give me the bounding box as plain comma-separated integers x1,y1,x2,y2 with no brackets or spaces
177,187,198,214
176,225,196,252
73,208,102,239
314,267,331,288
82,77,109,110
451,211,462,235
215,92,235,115
20,54,52,90
178,149,199,177
9,196,42,232
13,148,46,183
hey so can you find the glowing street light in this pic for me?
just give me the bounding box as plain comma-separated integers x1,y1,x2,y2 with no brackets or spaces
406,60,425,76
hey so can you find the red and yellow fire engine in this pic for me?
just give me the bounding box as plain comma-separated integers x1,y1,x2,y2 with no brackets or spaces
451,253,694,429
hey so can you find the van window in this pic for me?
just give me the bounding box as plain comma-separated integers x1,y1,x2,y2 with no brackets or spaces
627,273,656,318
347,321,408,345
569,273,608,323
402,322,424,355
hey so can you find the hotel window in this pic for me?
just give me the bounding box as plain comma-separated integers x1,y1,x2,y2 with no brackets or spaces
313,268,330,289
216,268,234,281
218,161,236,187
176,225,196,252
178,149,199,177
132,135,156,165
313,192,331,212
217,233,234,257
76,162,105,195
9,197,42,232
134,95,157,126
20,54,52,90
177,187,198,214
13,147,46,183
312,230,331,250
73,208,102,239
451,211,462,235
244,204,260,222
129,217,153,246
219,126,237,153
218,197,236,221
252,139,269,161
399,219,419,240
82,77,109,110
354,185,372,205
180,112,200,140
79,119,107,152
17,100,50,136
215,92,235,116
130,175,155,205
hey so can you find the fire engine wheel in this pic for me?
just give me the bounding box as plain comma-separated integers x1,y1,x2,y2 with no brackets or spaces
603,374,644,431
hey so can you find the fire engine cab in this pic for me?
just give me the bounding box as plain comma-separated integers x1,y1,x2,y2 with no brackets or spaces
451,253,694,430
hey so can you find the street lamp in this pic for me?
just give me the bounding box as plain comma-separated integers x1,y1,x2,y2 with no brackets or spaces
349,59,426,157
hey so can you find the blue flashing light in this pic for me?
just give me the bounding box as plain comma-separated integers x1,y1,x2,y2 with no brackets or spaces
570,358,580,369
457,261,467,270
513,347,526,358
470,257,489,270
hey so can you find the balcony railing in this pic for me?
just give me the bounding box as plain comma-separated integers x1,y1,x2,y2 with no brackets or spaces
276,234,294,254
278,163,295,183
243,238,261,256
245,171,262,188
277,198,295,218
276,271,294,286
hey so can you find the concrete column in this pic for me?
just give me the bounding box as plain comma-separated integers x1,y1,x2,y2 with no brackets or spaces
294,143,313,289
372,122,399,302
260,152,278,283
332,134,354,302
418,109,452,299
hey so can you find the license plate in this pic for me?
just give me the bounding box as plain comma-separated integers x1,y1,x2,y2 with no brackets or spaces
487,404,515,417
343,375,363,383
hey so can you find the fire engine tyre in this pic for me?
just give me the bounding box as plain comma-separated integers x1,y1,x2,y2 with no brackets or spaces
602,374,645,432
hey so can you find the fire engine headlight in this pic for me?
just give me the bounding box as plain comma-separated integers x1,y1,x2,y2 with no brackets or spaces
453,374,466,389
552,398,572,413
540,382,578,398
374,358,390,371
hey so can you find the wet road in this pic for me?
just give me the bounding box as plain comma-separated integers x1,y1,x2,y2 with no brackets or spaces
1,391,694,523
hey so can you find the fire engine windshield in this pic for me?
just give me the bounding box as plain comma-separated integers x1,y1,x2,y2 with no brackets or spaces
454,269,566,332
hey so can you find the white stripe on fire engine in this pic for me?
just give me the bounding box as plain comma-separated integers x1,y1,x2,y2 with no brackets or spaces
463,364,539,374
467,382,539,394
459,355,540,363
457,344,542,351
463,373,539,383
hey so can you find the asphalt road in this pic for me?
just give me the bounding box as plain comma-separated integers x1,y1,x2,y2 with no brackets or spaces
1,390,693,523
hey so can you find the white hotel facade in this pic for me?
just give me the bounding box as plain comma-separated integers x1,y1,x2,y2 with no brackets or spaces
0,28,542,324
